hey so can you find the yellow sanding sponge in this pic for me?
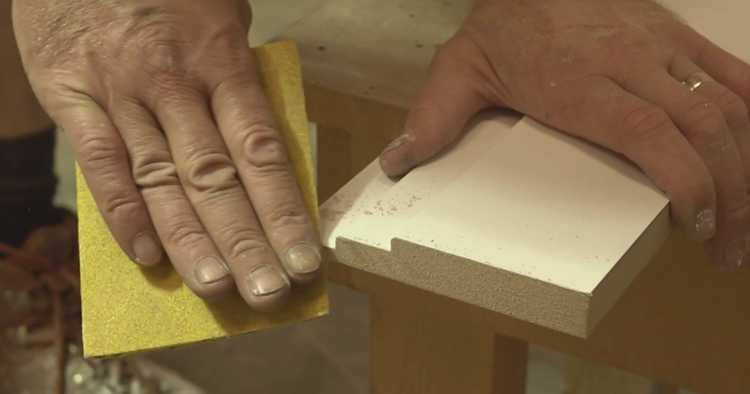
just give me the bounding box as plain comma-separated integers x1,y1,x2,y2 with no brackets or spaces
76,41,328,358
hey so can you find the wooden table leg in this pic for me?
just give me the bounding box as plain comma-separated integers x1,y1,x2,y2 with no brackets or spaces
654,384,680,394
492,334,528,394
370,291,527,394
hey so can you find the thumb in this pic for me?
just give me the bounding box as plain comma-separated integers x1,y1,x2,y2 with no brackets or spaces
379,41,494,177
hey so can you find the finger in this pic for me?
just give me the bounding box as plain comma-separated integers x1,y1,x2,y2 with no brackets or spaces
542,76,717,243
618,64,749,269
209,61,322,285
51,95,164,266
670,57,750,269
671,56,750,187
110,98,234,298
148,87,290,312
683,30,750,190
691,33,750,106
379,38,494,177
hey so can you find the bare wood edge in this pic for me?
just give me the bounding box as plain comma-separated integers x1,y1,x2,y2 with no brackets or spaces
333,236,590,337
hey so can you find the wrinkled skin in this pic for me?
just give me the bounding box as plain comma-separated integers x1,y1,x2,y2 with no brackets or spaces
381,0,750,269
13,0,321,311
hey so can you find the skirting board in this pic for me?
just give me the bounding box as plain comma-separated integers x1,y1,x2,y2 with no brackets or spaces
321,112,671,337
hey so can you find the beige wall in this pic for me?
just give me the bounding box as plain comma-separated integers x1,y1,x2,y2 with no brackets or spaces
248,0,329,45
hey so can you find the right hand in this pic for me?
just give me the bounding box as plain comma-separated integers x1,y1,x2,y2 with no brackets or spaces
13,0,321,311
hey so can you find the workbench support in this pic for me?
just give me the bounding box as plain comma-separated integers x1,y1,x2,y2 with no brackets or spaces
369,287,527,394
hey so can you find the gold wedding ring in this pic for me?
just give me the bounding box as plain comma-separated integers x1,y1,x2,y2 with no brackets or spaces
681,74,705,92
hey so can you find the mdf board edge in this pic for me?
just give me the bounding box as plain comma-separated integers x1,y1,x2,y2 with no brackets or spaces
332,235,593,338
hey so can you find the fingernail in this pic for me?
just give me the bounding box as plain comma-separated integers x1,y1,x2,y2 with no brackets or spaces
283,243,321,275
195,257,230,284
247,265,290,296
133,233,163,265
382,133,415,154
723,239,745,270
380,133,417,177
694,209,716,240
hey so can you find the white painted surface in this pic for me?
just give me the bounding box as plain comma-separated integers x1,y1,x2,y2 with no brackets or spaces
319,109,670,304
393,117,668,293
248,0,329,46
321,112,520,251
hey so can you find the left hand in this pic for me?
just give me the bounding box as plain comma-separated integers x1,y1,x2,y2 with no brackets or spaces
380,0,750,269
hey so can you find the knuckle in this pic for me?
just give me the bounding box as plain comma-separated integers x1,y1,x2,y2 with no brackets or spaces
726,199,750,223
714,89,750,125
131,148,179,189
182,147,239,193
215,226,269,260
150,73,191,98
164,217,206,248
77,134,124,169
212,75,258,107
204,24,252,65
148,85,200,114
619,106,672,150
241,124,289,171
141,39,181,71
102,192,142,219
130,36,196,102
132,22,184,76
682,102,734,156
683,102,726,139
673,177,713,212
265,201,311,230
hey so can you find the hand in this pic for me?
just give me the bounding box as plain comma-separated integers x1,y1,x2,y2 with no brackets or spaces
380,0,750,269
12,0,321,310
